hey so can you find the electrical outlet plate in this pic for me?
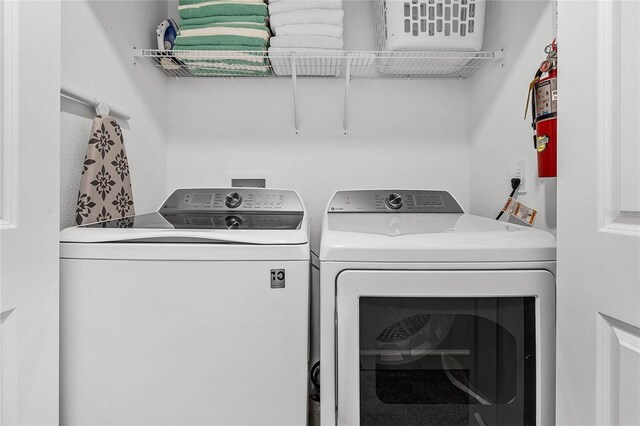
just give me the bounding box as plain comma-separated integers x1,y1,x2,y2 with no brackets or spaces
512,160,527,194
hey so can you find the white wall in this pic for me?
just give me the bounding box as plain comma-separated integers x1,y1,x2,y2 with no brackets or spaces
167,79,471,249
60,1,169,228
468,0,557,232
166,1,472,249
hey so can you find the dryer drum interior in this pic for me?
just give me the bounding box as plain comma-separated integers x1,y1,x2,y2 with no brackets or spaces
358,297,537,426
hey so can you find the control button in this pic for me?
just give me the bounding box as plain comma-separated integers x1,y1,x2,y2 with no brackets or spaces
385,193,403,210
225,192,243,209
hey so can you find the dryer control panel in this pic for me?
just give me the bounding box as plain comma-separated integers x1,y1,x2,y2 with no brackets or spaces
160,188,304,213
328,190,464,213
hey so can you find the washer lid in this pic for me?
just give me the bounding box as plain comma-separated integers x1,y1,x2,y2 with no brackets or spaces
61,188,309,245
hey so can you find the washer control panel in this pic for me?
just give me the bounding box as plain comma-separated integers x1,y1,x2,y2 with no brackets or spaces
328,190,464,213
163,213,304,230
160,188,304,213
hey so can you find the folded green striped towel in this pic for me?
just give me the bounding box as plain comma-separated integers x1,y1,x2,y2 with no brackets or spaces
179,1,268,19
174,48,267,66
183,58,267,68
180,15,267,29
179,22,269,32
175,34,268,47
175,36,268,48
172,45,265,51
187,60,269,74
173,46,269,75
175,24,270,48
190,67,270,77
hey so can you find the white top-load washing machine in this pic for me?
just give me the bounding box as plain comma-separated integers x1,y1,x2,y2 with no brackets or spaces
319,190,556,426
60,188,309,426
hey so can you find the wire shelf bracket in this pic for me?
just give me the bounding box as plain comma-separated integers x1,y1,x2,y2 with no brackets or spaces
343,57,352,134
290,55,299,133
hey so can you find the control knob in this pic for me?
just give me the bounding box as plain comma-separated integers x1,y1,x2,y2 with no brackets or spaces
225,216,243,229
225,192,243,209
385,193,403,210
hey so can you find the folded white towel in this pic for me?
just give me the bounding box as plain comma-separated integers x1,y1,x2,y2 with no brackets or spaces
269,9,344,27
268,46,344,55
268,0,342,14
274,23,343,37
270,34,344,49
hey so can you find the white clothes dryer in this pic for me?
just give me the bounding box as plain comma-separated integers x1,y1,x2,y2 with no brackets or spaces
319,190,556,426
60,188,309,426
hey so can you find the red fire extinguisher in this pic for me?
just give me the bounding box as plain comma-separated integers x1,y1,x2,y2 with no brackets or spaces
526,40,557,178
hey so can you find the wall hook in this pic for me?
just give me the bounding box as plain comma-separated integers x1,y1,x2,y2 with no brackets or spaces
95,102,111,117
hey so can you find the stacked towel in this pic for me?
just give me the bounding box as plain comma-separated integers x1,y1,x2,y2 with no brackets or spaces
268,0,345,76
175,0,271,76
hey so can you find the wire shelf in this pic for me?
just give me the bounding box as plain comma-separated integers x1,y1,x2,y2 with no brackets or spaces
134,49,503,79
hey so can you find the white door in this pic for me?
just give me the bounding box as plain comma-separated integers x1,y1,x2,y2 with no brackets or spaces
0,1,61,424
557,1,640,425
336,270,556,426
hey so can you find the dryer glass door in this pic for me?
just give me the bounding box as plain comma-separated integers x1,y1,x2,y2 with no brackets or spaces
359,296,534,426
336,270,556,426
